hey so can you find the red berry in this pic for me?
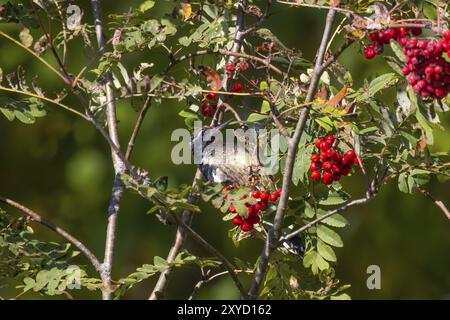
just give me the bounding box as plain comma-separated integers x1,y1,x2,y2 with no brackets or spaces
341,167,350,176
411,27,422,36
241,223,254,232
229,203,237,213
322,161,332,171
322,171,334,185
238,61,249,71
319,141,330,151
247,214,260,224
364,47,376,59
326,148,336,159
275,188,282,196
311,171,321,181
260,191,269,202
311,153,320,163
233,216,243,225
310,162,320,172
345,149,356,159
247,206,254,215
225,63,236,72
368,32,379,42
231,82,244,92
254,203,262,213
402,66,411,75
331,164,341,174
315,138,324,149
325,135,335,145
206,92,216,100
251,191,261,199
269,193,278,202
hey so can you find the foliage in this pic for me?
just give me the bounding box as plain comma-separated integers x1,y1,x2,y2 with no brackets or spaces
0,0,449,300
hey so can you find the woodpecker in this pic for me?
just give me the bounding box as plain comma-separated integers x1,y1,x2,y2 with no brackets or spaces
191,120,272,189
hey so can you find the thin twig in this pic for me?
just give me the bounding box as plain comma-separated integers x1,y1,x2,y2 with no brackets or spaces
125,95,153,160
0,196,102,273
173,214,248,299
0,86,88,120
418,187,450,221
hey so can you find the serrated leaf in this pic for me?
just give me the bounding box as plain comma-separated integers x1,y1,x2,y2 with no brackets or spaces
318,190,350,206
317,225,343,247
317,239,337,262
319,213,348,228
368,73,397,96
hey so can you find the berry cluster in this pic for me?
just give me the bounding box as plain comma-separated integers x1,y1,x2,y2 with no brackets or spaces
364,25,450,99
364,26,422,59
309,135,357,185
222,185,282,232
402,31,450,98
225,60,250,74
201,92,217,117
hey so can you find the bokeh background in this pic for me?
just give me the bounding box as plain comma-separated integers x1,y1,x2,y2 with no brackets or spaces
0,1,449,300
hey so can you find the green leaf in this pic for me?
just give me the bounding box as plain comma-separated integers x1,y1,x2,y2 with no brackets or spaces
139,0,155,12
292,144,314,185
370,73,397,94
0,97,46,124
317,225,343,247
317,239,337,262
318,190,350,206
319,213,348,228
398,172,416,194
247,113,269,122
390,41,405,61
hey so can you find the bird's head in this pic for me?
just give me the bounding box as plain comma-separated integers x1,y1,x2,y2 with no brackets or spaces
191,119,232,153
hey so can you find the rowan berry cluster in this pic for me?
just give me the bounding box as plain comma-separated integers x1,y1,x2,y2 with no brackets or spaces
364,26,422,59
401,31,450,98
309,135,357,185
222,185,282,232
365,26,450,99
201,92,217,117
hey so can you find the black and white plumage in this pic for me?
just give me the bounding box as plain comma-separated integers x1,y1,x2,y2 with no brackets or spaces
191,120,271,189
282,236,305,256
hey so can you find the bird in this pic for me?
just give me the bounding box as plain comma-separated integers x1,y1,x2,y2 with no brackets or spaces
191,120,272,189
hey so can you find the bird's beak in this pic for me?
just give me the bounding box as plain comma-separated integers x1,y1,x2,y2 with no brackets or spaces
214,119,232,131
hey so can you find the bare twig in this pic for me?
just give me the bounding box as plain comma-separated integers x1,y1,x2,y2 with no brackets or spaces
248,8,338,299
91,0,127,300
0,196,102,273
188,269,253,300
172,214,248,299
418,187,450,221
125,95,153,160
282,195,372,242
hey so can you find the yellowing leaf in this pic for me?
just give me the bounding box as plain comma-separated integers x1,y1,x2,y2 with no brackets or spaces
180,3,192,21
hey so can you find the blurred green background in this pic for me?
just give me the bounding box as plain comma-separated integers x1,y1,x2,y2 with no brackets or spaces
0,1,449,300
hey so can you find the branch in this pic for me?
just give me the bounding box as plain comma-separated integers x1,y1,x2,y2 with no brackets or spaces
125,95,153,160
282,195,372,242
418,187,450,221
188,270,252,300
172,214,248,299
91,0,126,300
248,8,338,299
0,196,102,273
